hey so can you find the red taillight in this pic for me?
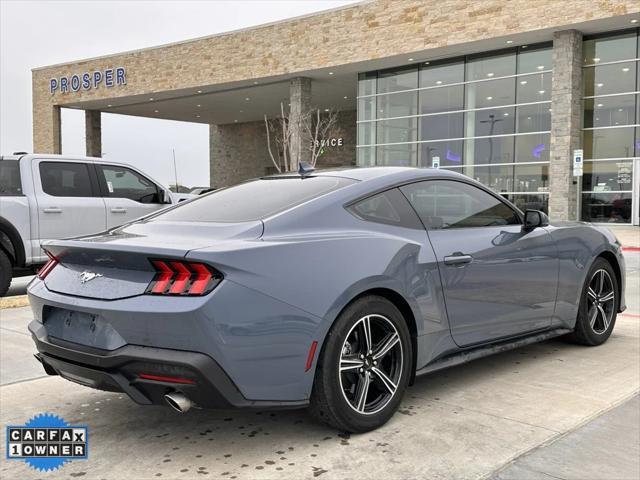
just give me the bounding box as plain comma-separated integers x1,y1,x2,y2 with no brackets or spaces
146,259,222,296
37,251,59,280
138,373,196,385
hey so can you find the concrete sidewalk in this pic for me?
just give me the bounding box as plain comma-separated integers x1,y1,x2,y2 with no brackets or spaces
493,394,640,480
608,225,640,249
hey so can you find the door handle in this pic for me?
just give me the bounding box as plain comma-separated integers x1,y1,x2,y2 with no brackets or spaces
43,207,62,213
110,208,127,213
443,254,473,266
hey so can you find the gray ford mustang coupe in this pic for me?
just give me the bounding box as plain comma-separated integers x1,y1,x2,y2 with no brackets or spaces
27,167,626,432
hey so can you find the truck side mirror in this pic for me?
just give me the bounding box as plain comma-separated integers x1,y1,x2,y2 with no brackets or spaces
162,189,173,204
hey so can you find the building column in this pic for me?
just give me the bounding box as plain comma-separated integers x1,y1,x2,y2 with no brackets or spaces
549,30,583,221
32,104,61,154
85,110,102,157
289,77,312,168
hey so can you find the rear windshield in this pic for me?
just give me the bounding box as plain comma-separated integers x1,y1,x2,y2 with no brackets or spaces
152,176,356,223
0,160,22,196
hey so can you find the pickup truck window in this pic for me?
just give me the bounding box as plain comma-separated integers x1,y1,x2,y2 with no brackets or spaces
39,162,93,197
97,165,160,204
0,160,22,196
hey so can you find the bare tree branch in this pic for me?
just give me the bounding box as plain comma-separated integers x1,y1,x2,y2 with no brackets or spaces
264,114,281,173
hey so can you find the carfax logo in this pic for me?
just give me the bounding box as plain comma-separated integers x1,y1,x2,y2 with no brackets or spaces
6,413,88,472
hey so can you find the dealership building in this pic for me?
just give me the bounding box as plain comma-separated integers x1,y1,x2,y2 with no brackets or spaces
32,0,640,224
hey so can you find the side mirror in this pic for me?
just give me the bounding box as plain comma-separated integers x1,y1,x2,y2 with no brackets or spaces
523,209,549,231
162,189,173,204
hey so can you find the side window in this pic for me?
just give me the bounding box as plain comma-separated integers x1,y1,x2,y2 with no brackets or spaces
39,162,93,197
0,160,22,196
348,188,423,229
97,165,160,203
400,180,520,229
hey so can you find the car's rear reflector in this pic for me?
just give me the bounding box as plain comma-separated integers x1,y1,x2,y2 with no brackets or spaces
146,259,222,296
37,250,59,280
138,373,196,385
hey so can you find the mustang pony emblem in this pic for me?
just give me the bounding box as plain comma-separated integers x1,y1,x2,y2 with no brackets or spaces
79,271,103,284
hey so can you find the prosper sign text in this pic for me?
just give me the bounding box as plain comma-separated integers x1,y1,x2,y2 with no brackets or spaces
50,67,126,94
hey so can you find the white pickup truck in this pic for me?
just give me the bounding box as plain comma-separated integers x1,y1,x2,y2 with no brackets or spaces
0,153,191,296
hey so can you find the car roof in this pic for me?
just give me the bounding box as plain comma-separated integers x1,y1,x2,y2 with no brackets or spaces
269,166,464,183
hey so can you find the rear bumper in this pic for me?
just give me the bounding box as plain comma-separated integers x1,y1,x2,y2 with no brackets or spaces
29,320,308,410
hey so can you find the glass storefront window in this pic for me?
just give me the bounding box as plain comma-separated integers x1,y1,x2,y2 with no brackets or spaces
378,68,418,94
583,62,637,97
357,146,375,166
515,133,550,162
377,91,418,118
583,94,637,128
421,112,464,141
358,42,554,210
517,46,552,74
466,51,516,81
582,161,633,191
376,117,417,145
419,85,464,114
516,72,551,103
517,104,551,133
582,192,633,223
505,194,549,214
420,140,463,168
463,164,514,192
420,61,464,87
357,96,376,122
377,144,417,166
465,78,515,109
358,72,376,97
467,108,515,137
583,126,637,159
357,122,376,147
583,33,638,65
514,163,549,192
466,135,515,165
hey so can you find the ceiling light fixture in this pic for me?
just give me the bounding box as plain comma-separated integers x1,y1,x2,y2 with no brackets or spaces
196,114,201,118
487,72,494,77
107,104,113,107
520,80,528,85
597,103,604,107
596,83,604,87
154,110,159,113
631,19,638,24
324,108,330,112
538,90,545,94
593,57,600,62
506,40,514,44
536,65,544,70
197,90,202,94
436,80,442,85
424,61,430,65
234,119,238,123
622,67,630,72
328,71,334,75
149,97,154,101
486,96,493,100
196,104,201,107
245,97,250,101
503,112,509,116
344,96,348,99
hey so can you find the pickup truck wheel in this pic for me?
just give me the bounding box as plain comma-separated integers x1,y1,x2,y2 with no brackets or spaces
0,250,12,297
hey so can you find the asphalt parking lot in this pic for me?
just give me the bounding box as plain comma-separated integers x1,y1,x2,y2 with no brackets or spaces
1,249,638,479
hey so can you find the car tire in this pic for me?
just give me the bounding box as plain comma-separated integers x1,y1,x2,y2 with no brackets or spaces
0,249,12,297
309,295,412,432
565,258,619,346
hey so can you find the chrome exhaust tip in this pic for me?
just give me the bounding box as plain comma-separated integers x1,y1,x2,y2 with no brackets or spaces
164,392,192,413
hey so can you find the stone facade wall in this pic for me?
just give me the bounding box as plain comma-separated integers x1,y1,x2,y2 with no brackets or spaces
549,30,583,221
85,110,102,157
209,120,271,188
32,0,640,153
315,110,357,170
210,109,356,187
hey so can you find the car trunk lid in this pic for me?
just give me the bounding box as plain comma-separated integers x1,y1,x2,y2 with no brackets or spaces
42,220,262,300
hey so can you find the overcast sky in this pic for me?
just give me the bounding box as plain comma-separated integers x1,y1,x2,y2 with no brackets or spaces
0,0,358,188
